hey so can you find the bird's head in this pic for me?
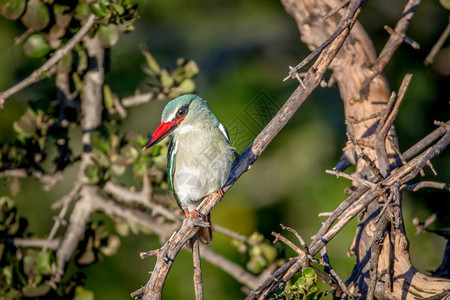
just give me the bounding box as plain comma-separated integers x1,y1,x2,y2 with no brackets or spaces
143,94,207,150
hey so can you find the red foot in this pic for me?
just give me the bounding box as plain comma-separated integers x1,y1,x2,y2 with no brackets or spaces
217,188,224,198
185,210,201,218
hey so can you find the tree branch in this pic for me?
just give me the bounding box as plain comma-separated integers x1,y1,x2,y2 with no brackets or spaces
192,236,204,300
0,14,96,109
360,0,421,96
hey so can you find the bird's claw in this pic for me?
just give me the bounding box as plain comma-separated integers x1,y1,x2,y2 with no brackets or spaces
185,209,207,220
217,188,224,198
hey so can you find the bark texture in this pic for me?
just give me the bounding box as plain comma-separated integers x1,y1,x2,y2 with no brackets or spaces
281,0,450,298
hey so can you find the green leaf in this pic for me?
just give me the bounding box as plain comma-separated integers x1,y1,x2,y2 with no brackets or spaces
246,254,266,274
23,254,35,277
2,265,13,286
103,84,114,110
74,286,94,300
13,108,37,136
138,135,149,147
115,222,129,236
83,164,100,184
110,2,124,15
160,68,174,88
142,49,161,74
72,72,84,91
0,0,26,20
74,0,90,18
249,232,264,243
89,1,108,18
23,33,51,58
184,60,199,78
21,0,50,30
178,78,196,93
98,24,120,48
35,251,52,275
75,45,88,73
92,137,109,155
259,243,277,263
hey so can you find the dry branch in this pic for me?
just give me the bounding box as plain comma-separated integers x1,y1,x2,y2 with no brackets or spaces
360,0,421,96
425,21,450,65
246,0,450,298
192,236,204,300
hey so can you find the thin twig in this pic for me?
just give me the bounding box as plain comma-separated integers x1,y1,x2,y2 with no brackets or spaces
104,181,179,221
141,250,161,259
318,212,333,217
199,245,264,290
213,224,258,245
403,120,450,161
360,0,421,96
326,169,377,189
402,181,450,192
280,224,309,252
192,235,204,300
374,74,412,177
272,232,304,257
9,27,34,51
121,92,158,107
412,213,437,235
283,8,359,82
346,131,383,181
384,25,420,49
320,247,354,299
0,169,63,190
323,0,351,19
425,21,450,65
367,198,392,300
43,183,81,252
0,237,60,249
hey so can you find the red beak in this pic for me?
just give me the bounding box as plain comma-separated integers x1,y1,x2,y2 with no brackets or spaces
143,117,185,150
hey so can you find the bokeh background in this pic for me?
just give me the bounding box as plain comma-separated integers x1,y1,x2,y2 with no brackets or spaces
0,0,449,298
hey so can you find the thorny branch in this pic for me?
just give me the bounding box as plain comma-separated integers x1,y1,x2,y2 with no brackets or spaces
245,0,450,298
248,126,450,298
360,0,420,97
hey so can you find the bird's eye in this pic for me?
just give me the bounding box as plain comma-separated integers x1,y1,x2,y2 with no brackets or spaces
176,106,188,118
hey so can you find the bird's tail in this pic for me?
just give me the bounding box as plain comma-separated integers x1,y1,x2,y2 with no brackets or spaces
198,213,212,244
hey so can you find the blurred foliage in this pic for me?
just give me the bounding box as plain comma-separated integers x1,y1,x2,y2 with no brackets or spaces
231,232,280,274
270,268,323,300
0,196,86,299
0,0,448,299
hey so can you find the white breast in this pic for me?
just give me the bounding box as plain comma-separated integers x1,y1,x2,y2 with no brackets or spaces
172,127,233,211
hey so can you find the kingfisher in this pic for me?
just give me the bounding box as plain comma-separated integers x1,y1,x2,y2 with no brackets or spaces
143,94,234,244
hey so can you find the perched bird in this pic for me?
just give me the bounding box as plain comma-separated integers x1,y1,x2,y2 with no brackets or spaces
143,94,234,244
